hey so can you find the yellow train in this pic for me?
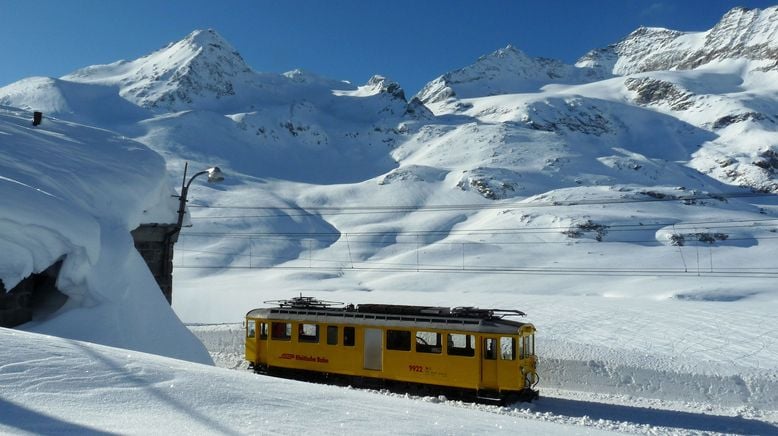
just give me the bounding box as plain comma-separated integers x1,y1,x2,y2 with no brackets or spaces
245,296,539,403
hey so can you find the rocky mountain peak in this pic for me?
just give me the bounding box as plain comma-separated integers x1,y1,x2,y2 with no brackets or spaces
63,29,255,110
577,6,778,76
482,44,527,60
146,29,251,74
183,28,232,49
366,75,406,101
703,5,778,57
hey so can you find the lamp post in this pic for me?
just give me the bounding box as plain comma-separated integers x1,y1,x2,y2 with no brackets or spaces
174,162,225,233
159,162,224,305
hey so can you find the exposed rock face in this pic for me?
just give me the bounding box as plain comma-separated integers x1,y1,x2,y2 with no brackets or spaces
456,168,520,200
522,98,613,136
577,6,778,75
366,75,406,101
712,112,772,130
404,97,434,119
624,77,695,110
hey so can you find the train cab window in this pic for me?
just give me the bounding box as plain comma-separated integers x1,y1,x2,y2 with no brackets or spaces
343,326,356,346
259,322,268,340
415,331,441,354
484,338,497,360
520,334,535,359
271,322,291,340
298,323,319,343
446,334,475,357
327,325,338,345
500,337,515,360
386,330,411,351
247,321,256,338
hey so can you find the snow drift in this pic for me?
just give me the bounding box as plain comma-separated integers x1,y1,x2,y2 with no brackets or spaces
0,107,210,364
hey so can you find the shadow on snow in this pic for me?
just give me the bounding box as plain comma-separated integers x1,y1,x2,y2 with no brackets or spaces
531,396,777,434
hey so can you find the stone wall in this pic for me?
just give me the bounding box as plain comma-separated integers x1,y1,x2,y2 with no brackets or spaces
131,223,179,304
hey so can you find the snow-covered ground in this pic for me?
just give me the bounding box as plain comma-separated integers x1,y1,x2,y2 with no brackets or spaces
3,6,778,434
2,325,775,435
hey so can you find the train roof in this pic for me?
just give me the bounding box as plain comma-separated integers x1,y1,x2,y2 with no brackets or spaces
245,296,533,335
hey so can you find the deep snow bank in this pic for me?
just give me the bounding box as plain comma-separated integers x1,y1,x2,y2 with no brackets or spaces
0,107,210,364
541,357,778,410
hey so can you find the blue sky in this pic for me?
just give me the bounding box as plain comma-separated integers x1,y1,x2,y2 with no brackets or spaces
1,0,775,95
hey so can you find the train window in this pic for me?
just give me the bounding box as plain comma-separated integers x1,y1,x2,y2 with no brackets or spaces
386,330,411,351
327,325,338,345
500,337,515,360
446,334,475,357
298,323,319,343
520,334,535,359
247,321,256,338
415,331,441,354
484,338,497,360
271,322,291,340
343,326,355,346
259,323,268,340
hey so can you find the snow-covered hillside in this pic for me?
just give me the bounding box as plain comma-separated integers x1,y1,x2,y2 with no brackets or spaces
2,5,778,434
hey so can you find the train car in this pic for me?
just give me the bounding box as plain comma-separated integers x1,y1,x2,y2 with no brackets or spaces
244,296,539,403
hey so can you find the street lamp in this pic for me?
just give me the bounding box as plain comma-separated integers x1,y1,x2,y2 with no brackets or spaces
156,162,224,305
174,162,225,232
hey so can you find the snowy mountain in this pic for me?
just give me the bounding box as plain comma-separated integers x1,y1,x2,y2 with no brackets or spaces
416,45,597,106
62,29,256,111
576,6,778,75
2,6,778,433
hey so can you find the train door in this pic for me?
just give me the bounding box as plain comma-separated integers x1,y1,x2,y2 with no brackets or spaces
480,336,499,389
363,328,382,370
246,321,268,364
245,319,257,362
257,321,268,363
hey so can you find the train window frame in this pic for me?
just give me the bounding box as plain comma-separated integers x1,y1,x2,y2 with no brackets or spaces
271,322,292,341
386,329,411,351
259,322,268,340
484,337,497,360
447,333,475,357
343,326,356,346
500,337,515,360
298,323,319,343
247,321,256,339
327,325,338,345
415,331,442,354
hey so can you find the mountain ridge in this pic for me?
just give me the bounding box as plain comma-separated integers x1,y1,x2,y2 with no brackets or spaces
0,6,775,195
576,5,778,76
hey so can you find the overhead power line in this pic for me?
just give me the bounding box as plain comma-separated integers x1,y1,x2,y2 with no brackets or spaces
181,217,778,239
173,262,778,278
187,190,777,219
